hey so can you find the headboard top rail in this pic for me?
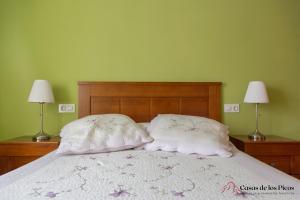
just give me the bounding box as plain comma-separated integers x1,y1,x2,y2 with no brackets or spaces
78,81,222,85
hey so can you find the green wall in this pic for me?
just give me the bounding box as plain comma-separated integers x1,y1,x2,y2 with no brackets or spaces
0,0,299,140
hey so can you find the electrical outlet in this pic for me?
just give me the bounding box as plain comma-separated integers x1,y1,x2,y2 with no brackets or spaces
224,104,240,113
59,104,76,113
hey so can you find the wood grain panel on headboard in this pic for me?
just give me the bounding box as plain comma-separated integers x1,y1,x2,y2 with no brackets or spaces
78,82,222,122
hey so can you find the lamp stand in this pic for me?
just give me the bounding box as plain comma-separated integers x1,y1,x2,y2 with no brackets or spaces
248,103,266,141
33,103,51,142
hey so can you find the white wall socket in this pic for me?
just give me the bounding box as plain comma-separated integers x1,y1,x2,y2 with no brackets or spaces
224,104,240,113
59,104,76,113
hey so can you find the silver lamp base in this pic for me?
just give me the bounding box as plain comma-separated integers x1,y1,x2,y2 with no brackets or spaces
32,131,51,142
248,130,266,141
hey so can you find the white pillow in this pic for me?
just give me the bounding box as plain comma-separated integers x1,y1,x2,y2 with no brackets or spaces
144,114,232,157
57,114,153,155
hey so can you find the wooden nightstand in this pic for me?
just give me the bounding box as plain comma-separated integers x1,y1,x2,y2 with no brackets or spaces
230,135,300,179
0,136,60,175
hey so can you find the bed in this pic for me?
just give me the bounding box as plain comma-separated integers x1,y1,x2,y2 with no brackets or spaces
0,82,299,200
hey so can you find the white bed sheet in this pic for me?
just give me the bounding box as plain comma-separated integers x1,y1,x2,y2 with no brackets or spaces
0,147,299,199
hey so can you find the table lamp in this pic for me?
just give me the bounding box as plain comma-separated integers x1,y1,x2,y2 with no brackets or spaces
244,81,269,141
28,80,55,141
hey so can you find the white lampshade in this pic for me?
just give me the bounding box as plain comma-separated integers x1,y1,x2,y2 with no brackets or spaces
244,81,269,103
28,80,55,103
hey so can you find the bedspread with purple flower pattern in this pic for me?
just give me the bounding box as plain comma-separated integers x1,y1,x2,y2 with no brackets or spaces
0,150,296,200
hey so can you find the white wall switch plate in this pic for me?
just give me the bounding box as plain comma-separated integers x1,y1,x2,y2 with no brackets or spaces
224,104,240,113
59,104,76,113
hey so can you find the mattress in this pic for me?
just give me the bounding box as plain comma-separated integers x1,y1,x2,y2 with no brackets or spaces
0,148,299,200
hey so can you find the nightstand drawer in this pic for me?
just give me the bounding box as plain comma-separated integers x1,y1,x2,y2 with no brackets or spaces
244,143,300,156
0,143,58,156
230,135,300,178
291,156,300,174
10,156,39,169
293,175,300,179
0,136,60,175
0,156,40,174
0,157,10,174
255,156,290,173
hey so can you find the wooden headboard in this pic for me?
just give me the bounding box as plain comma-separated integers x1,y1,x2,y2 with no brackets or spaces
78,82,222,122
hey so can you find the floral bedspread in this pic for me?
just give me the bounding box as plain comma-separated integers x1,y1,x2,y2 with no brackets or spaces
0,150,296,200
